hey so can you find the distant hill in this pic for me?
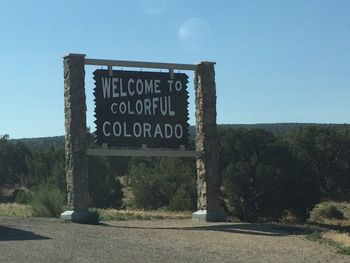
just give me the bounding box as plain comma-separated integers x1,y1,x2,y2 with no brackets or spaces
217,123,350,136
12,136,64,150
188,123,349,137
13,123,350,150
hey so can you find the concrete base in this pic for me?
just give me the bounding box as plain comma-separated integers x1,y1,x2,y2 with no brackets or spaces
61,209,98,224
192,210,227,222
192,210,207,220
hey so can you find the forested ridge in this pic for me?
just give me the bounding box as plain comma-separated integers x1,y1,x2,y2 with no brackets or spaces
11,123,348,150
1,123,350,222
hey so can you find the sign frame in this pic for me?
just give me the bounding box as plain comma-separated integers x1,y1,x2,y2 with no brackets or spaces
62,54,225,222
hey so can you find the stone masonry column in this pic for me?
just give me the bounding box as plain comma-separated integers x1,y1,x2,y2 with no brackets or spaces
61,53,90,222
192,62,226,222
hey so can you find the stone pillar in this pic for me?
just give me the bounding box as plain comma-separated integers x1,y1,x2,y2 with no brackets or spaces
61,53,90,222
192,62,226,222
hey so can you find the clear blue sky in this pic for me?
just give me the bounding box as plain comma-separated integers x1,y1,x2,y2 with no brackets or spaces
1,0,349,138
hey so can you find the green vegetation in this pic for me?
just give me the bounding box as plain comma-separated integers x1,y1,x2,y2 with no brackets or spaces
1,124,350,223
287,126,350,200
130,157,196,211
338,247,350,255
219,127,330,222
88,155,125,209
15,189,33,204
305,228,323,241
220,128,305,221
12,136,64,151
310,203,345,221
0,134,125,216
219,126,350,222
30,183,65,217
0,135,29,190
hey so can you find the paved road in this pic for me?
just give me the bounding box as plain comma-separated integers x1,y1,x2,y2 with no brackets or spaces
0,217,348,262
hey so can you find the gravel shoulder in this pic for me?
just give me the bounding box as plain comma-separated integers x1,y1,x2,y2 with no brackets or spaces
0,216,348,263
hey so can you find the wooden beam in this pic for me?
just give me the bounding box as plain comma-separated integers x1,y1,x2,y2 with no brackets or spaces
87,148,199,158
84,58,198,71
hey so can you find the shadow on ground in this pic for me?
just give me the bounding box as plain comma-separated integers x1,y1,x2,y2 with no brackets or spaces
0,225,50,241
180,223,313,236
101,222,313,237
308,222,350,233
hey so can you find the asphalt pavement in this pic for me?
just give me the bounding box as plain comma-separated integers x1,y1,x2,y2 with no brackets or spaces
0,217,348,263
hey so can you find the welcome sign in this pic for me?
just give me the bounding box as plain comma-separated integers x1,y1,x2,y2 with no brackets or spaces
93,70,189,148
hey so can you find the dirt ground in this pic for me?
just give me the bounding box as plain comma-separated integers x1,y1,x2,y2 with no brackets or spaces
0,216,348,263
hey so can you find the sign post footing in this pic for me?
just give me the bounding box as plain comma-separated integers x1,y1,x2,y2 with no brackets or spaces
192,210,227,222
60,209,96,224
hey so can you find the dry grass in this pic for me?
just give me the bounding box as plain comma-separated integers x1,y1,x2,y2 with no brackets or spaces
0,203,33,218
97,208,192,221
322,231,350,247
0,202,192,221
307,201,350,254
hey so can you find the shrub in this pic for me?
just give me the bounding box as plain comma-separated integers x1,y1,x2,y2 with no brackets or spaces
168,186,194,211
88,156,124,208
310,203,345,223
320,205,345,219
15,189,33,204
130,157,196,211
30,183,65,217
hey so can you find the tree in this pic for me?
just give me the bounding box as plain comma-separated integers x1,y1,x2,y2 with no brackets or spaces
219,128,320,221
25,146,65,190
287,126,350,200
88,156,125,208
0,135,30,186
